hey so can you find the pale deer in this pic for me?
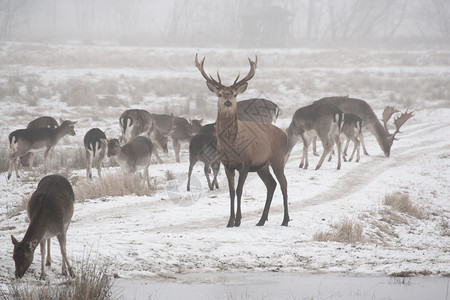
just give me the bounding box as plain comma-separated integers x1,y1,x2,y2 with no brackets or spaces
20,116,59,168
11,174,75,279
285,103,344,170
236,98,280,123
195,54,290,227
8,119,77,180
84,128,107,179
105,136,153,186
151,114,203,163
187,134,220,191
119,109,168,164
313,97,413,157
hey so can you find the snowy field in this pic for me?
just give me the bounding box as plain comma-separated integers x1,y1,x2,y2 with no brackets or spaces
0,42,449,298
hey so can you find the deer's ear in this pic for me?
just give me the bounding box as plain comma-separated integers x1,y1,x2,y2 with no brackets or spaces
206,82,219,95
29,240,38,251
11,235,19,246
236,83,248,95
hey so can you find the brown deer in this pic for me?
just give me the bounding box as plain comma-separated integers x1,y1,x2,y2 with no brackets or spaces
84,128,107,179
11,174,75,279
119,109,168,164
105,136,153,186
151,114,203,163
195,54,290,227
285,103,344,170
8,119,77,180
20,116,59,168
313,97,413,157
187,134,220,191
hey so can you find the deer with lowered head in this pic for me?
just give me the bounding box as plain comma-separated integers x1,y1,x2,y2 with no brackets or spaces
119,109,169,164
11,174,75,279
105,136,153,187
8,119,76,180
84,128,107,179
195,54,290,227
313,97,413,157
285,103,344,170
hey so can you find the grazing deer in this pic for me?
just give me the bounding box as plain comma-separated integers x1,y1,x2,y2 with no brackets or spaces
20,116,59,168
195,54,290,227
236,98,280,123
187,134,220,191
105,136,153,186
119,109,169,163
152,114,203,163
313,97,413,157
286,103,344,170
8,119,77,180
84,128,107,179
11,174,75,279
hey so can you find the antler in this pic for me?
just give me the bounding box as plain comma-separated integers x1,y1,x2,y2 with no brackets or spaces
195,53,223,88
232,56,258,88
392,110,414,139
381,106,399,130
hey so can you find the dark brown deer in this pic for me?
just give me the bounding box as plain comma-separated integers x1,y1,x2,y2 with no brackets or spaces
11,174,75,279
236,98,280,123
198,122,216,136
187,134,220,191
119,109,168,164
105,136,153,186
195,54,289,227
285,103,344,170
20,116,59,168
84,128,107,179
151,114,203,162
8,119,77,179
313,97,413,157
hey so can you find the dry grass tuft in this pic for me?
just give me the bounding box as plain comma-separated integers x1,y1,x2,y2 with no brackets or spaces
383,192,424,219
74,172,156,203
314,218,365,243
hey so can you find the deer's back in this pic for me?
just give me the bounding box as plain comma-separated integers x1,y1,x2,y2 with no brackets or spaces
9,128,55,147
28,175,74,234
315,97,377,122
237,98,279,123
27,116,58,129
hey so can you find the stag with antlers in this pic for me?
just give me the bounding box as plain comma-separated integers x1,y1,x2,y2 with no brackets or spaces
195,54,290,227
313,97,413,157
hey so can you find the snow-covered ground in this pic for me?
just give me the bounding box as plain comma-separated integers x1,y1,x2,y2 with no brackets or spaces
0,43,449,297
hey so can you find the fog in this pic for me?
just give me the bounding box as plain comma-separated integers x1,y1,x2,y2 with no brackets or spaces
1,0,449,47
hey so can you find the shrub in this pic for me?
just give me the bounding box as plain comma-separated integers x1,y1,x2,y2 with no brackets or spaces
383,192,424,219
314,218,365,243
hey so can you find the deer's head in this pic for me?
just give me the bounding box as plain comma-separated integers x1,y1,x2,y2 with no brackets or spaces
195,54,257,118
59,118,77,136
105,138,121,157
11,235,38,279
381,107,414,156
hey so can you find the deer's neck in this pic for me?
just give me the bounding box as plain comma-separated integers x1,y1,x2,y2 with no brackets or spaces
216,110,238,145
23,215,47,244
368,119,391,145
54,127,69,143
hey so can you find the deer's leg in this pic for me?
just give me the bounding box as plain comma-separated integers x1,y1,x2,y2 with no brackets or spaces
235,168,249,227
327,148,334,162
96,158,102,178
8,156,20,180
343,138,350,157
315,137,333,170
44,148,51,172
256,166,276,226
312,136,319,156
46,239,51,266
86,150,92,179
300,136,311,169
28,153,35,169
349,138,360,162
40,240,46,280
152,148,164,164
187,157,197,191
144,165,150,187
212,161,220,189
225,168,236,228
57,233,74,278
173,139,181,163
334,136,342,170
271,158,290,226
360,133,369,156
204,163,213,190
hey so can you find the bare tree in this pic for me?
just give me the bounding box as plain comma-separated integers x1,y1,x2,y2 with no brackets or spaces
0,0,29,40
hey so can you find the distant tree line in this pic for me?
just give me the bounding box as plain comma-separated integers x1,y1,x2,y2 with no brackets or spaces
1,0,449,45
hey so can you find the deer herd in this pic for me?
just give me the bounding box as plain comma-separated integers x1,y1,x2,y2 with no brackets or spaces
7,54,413,280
